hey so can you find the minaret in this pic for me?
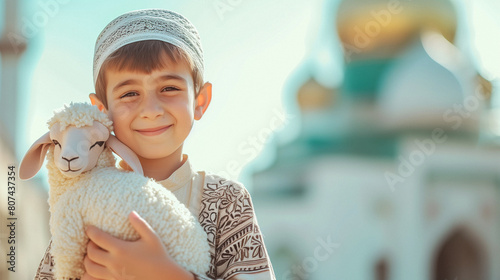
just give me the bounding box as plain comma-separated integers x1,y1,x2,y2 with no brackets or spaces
0,0,27,153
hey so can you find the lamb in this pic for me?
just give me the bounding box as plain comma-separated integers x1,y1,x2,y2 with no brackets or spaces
19,102,210,280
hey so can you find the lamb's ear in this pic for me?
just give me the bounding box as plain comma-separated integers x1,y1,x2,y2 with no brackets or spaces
106,135,143,175
19,132,52,180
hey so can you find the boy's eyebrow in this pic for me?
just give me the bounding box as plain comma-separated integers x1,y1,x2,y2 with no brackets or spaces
112,79,141,93
112,74,188,93
156,74,187,83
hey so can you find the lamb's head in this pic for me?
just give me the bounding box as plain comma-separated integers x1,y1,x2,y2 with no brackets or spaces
49,120,109,178
19,102,143,180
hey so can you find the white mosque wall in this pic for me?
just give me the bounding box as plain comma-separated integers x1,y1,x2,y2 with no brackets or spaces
254,134,500,279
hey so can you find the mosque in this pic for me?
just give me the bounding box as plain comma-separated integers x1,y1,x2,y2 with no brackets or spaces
248,0,500,279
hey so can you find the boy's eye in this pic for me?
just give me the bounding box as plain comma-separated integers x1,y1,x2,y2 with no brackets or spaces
120,92,138,98
161,86,179,92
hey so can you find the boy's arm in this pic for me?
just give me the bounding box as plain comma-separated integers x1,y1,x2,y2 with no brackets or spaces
34,239,56,280
195,180,276,280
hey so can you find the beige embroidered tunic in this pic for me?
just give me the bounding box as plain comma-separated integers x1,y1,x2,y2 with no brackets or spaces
34,156,276,280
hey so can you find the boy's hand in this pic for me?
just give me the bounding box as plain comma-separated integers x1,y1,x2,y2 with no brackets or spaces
82,211,194,280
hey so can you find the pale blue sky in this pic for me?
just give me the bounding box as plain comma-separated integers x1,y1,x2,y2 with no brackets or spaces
16,0,500,188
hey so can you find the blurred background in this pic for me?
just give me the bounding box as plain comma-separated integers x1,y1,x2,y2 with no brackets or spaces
1,0,500,279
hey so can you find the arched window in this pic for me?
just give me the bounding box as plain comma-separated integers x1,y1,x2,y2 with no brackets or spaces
374,258,389,280
433,228,488,280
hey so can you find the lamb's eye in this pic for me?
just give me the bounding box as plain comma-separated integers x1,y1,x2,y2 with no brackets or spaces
52,140,61,147
89,141,105,150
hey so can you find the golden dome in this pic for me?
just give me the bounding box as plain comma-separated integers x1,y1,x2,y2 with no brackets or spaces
336,0,457,59
296,78,335,111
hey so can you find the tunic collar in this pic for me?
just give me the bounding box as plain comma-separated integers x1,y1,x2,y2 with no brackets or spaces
119,154,194,191
157,154,195,192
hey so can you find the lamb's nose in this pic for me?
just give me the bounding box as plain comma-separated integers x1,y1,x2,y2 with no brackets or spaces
62,156,79,162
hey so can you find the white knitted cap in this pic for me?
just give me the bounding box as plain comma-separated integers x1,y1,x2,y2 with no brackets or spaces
93,9,203,85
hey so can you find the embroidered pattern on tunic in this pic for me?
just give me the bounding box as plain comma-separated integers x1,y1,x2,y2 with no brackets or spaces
198,178,270,279
34,240,56,280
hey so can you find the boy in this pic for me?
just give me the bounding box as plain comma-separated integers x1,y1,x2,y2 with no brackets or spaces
34,9,276,280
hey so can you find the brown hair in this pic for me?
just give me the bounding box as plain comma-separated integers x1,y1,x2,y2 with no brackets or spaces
95,40,203,108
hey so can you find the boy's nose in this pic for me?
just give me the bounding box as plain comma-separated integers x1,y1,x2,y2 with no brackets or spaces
139,94,164,119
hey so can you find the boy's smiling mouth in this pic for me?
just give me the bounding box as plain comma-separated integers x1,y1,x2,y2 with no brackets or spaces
135,125,172,136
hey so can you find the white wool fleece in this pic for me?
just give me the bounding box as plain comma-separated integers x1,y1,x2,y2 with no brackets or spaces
47,102,113,132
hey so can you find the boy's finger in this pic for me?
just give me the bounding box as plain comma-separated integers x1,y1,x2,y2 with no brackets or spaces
83,254,111,280
128,211,158,242
86,225,120,252
86,240,110,266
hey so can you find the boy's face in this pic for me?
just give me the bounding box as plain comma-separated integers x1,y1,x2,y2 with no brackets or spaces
99,57,203,160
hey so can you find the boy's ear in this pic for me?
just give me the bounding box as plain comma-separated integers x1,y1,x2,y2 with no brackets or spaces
194,82,212,120
89,93,107,113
